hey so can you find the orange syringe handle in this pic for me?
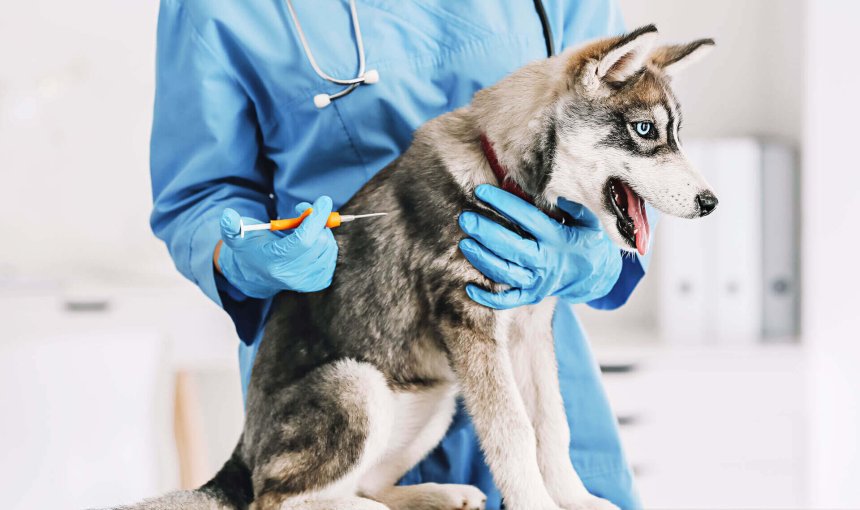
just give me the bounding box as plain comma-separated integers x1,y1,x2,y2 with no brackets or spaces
268,209,342,231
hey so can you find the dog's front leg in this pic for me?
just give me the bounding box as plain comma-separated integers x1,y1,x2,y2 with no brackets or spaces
508,303,619,510
445,322,560,510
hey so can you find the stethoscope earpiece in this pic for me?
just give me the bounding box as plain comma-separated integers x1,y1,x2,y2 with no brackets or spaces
286,0,380,110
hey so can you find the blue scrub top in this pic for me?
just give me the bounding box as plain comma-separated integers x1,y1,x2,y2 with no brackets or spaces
150,1,645,508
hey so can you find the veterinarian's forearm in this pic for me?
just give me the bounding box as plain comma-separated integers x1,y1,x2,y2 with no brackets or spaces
150,0,273,308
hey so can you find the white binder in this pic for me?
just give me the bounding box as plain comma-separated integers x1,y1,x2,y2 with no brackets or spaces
708,139,764,344
761,143,799,340
658,142,711,345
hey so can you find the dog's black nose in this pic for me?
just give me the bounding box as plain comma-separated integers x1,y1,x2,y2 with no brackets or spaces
696,191,718,217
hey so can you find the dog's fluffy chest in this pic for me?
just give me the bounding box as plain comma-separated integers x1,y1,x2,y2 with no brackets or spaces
496,298,558,348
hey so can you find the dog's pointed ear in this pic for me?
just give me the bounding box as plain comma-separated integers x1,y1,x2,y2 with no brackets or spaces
650,39,715,78
595,25,659,83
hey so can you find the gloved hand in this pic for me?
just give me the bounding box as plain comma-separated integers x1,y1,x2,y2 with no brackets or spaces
216,196,339,299
458,184,623,309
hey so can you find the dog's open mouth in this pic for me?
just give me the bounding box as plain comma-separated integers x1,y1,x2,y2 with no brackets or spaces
605,178,650,255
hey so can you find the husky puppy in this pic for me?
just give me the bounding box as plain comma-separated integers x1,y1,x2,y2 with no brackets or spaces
118,25,716,510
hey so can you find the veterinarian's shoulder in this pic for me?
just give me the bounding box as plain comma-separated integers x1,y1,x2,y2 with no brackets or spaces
555,0,626,47
158,0,267,44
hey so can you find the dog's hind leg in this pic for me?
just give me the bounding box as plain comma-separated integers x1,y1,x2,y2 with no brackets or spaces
246,359,394,510
369,484,486,510
507,302,617,510
358,385,487,510
276,496,390,510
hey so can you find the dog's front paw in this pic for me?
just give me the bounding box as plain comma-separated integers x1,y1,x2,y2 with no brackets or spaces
561,495,620,510
428,483,487,510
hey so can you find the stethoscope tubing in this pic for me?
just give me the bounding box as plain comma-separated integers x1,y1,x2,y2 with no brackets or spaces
286,0,555,107
285,0,369,86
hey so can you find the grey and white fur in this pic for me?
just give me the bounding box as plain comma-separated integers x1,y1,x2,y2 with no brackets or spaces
111,26,716,510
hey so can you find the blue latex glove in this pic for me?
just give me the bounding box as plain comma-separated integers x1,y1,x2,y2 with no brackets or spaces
458,185,623,309
217,196,339,299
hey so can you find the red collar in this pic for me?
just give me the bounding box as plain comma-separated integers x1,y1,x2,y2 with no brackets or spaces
480,133,533,204
480,133,564,222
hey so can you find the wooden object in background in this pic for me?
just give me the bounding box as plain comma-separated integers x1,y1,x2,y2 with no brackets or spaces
173,370,210,489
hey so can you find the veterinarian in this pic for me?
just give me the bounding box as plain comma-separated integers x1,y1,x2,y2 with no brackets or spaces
151,1,648,508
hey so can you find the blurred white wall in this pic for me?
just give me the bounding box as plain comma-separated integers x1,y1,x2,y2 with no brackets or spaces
803,0,860,506
0,3,245,499
0,1,172,284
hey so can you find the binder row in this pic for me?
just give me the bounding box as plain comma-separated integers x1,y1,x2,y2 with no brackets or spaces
658,138,800,345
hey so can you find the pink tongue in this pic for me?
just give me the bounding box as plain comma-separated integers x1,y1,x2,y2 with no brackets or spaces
622,184,650,255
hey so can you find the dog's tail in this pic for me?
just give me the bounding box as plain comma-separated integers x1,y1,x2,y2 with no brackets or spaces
106,450,253,510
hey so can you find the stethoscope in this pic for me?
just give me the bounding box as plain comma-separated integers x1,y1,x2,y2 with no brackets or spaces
285,0,555,110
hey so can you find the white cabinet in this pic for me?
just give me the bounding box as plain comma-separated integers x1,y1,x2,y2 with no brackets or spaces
0,330,171,509
0,281,239,509
597,345,807,509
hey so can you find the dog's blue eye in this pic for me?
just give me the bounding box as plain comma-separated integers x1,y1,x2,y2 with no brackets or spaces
634,121,653,137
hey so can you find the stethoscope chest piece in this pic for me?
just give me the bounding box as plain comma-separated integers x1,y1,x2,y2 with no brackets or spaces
286,0,380,109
